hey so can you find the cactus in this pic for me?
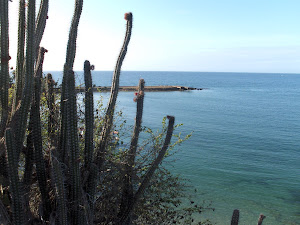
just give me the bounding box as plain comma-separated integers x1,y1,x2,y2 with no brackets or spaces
35,0,49,56
13,0,36,160
231,209,239,225
30,47,51,219
118,116,176,224
46,73,56,143
95,12,133,169
22,123,34,218
51,151,68,225
230,210,266,225
0,1,230,223
59,1,83,223
84,60,94,167
0,0,10,137
118,79,145,222
257,214,266,225
5,128,25,225
12,0,26,112
59,0,83,165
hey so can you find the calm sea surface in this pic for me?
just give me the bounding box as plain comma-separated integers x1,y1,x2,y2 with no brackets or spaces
51,71,300,224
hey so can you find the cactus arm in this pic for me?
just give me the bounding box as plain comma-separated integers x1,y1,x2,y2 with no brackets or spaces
135,116,175,199
83,61,96,217
5,128,25,225
95,12,133,168
118,79,145,221
46,73,56,144
231,209,239,225
58,65,69,164
59,0,83,163
58,1,84,223
30,47,52,219
119,116,175,224
65,0,83,69
67,68,83,224
35,0,49,55
51,153,68,225
257,214,266,225
13,0,36,161
12,0,26,111
84,60,94,167
0,0,10,137
106,12,133,117
128,79,145,166
22,124,34,218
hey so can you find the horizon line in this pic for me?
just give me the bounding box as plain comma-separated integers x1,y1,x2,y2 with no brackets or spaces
44,70,300,75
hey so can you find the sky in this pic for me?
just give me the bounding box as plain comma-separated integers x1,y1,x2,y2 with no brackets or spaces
7,0,300,73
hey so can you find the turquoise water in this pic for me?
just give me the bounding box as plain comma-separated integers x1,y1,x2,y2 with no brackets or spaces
51,71,300,224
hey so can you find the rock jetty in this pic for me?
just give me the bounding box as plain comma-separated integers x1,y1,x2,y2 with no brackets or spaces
55,86,203,93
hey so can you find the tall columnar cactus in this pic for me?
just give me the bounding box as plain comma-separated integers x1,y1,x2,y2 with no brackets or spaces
46,73,56,142
13,0,26,112
35,0,49,56
59,1,83,223
231,209,239,225
0,0,10,137
83,61,97,214
118,116,176,225
51,152,68,225
67,67,82,223
13,0,48,112
95,12,133,169
13,0,36,160
59,0,83,164
5,128,25,225
22,123,34,217
84,60,94,167
30,47,51,220
230,210,266,225
118,79,145,222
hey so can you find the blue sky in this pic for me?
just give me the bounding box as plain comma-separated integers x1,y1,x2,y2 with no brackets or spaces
8,0,300,72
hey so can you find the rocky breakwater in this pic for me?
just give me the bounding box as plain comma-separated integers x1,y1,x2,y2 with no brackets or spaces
55,86,203,93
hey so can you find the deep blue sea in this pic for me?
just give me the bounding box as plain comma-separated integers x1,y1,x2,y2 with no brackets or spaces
51,71,300,224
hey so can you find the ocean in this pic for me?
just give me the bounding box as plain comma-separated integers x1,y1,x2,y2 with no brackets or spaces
50,71,300,224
